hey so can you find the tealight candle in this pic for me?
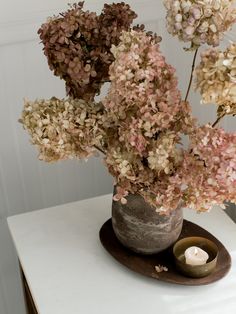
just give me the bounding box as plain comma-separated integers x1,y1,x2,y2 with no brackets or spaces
184,246,209,266
173,237,218,278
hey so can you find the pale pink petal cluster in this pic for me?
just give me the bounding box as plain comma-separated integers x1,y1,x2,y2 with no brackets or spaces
143,125,236,213
113,186,129,204
20,98,106,162
164,0,236,49
103,30,195,212
195,43,236,116
105,31,181,130
179,125,236,211
103,30,194,150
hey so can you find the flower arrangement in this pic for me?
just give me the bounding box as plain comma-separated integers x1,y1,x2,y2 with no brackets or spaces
20,1,236,214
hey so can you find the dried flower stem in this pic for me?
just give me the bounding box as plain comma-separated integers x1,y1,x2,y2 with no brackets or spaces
94,145,106,155
212,113,226,128
185,49,198,102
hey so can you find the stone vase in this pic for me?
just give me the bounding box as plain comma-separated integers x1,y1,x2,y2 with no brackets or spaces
112,191,183,255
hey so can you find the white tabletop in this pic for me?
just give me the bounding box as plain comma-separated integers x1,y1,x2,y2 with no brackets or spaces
7,194,236,314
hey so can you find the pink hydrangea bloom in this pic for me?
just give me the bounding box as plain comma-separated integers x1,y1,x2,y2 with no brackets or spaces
164,0,236,49
103,30,196,212
179,125,236,211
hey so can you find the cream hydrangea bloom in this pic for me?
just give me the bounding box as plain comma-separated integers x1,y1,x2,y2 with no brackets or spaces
195,43,236,116
20,98,106,162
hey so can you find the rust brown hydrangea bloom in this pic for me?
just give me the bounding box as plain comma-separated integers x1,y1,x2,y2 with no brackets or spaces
38,2,137,101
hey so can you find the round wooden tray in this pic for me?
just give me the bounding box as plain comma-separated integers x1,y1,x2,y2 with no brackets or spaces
99,219,231,286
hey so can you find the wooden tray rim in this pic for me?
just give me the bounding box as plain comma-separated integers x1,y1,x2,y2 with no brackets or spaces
99,218,232,286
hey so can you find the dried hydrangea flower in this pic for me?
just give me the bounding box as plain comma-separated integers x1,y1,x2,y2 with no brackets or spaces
38,2,137,101
195,43,236,116
145,125,236,213
103,30,196,212
104,30,193,136
163,0,236,49
20,98,106,162
179,125,236,212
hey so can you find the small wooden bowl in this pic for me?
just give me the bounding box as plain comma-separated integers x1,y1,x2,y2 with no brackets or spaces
173,236,219,278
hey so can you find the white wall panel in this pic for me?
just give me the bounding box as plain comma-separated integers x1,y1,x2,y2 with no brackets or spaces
0,40,114,217
0,0,164,45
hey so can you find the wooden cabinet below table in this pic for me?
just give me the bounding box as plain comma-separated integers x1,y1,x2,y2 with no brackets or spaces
21,266,38,314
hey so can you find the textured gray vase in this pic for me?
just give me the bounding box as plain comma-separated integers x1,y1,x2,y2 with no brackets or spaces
112,192,183,255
